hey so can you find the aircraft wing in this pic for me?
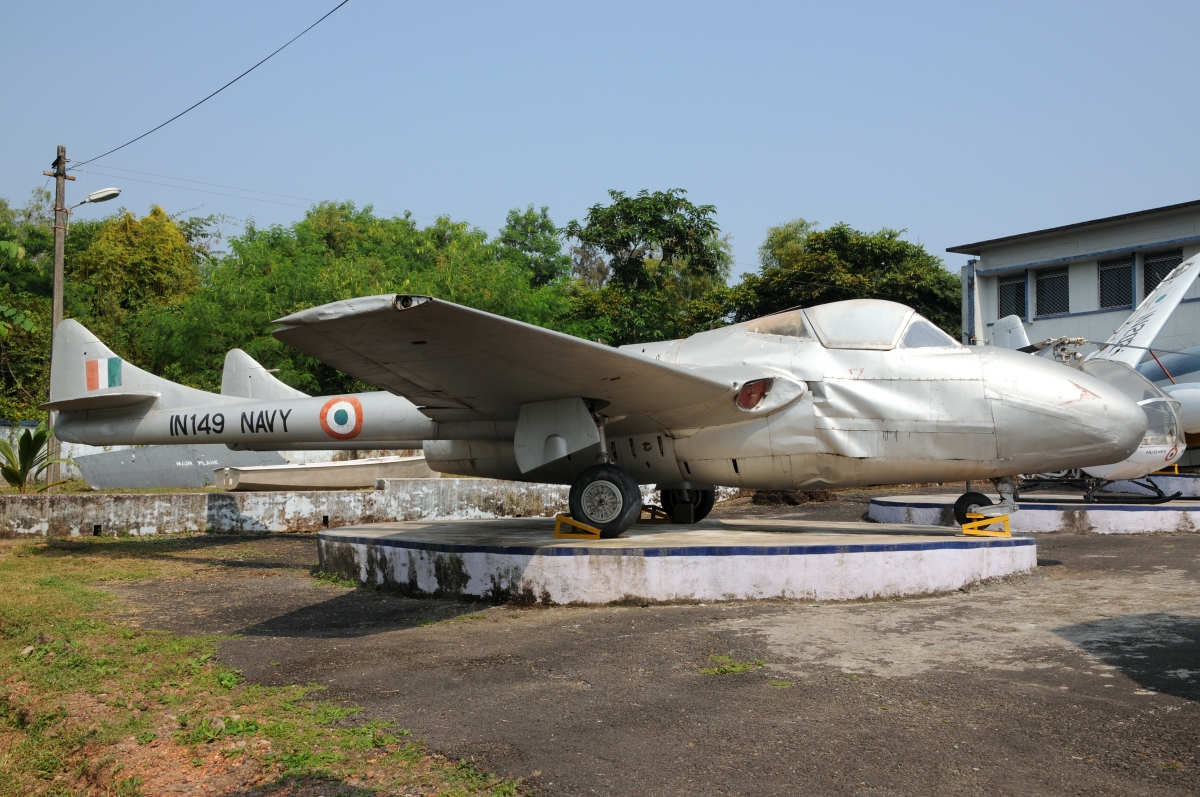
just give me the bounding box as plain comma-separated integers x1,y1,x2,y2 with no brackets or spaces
1087,253,1200,366
273,295,739,427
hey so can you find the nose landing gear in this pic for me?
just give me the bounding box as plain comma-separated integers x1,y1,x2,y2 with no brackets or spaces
952,492,993,527
952,477,1020,527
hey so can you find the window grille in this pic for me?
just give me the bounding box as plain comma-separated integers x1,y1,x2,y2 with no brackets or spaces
1036,267,1069,316
1098,256,1132,308
997,273,1026,319
1144,248,1183,295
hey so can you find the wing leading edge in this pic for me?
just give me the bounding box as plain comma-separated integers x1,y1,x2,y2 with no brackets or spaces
273,295,741,428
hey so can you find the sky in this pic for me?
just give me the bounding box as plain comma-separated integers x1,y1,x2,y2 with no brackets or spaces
4,1,1199,277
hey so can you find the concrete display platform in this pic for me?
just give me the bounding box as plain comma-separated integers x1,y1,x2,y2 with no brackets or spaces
870,493,1200,534
317,517,1036,604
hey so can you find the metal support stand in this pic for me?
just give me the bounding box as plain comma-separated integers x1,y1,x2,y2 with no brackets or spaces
962,512,1011,537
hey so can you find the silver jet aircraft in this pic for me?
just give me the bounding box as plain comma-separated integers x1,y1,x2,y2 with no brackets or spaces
48,296,1146,536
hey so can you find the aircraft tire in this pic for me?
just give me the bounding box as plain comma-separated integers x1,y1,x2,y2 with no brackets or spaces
569,464,643,538
953,492,993,527
660,489,716,523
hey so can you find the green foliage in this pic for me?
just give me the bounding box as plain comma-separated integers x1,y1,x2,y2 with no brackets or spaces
562,189,733,345
68,205,199,358
0,190,54,298
0,287,50,421
0,423,72,492
136,202,570,394
0,303,36,338
732,219,961,334
498,205,570,287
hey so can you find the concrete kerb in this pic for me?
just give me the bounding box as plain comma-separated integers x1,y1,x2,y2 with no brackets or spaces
0,479,577,538
0,479,742,539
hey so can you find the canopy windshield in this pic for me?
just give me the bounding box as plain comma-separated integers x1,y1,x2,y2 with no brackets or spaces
802,299,914,350
899,318,962,349
1080,360,1169,402
740,309,812,339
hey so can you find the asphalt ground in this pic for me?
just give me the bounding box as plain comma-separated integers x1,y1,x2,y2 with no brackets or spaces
115,489,1200,796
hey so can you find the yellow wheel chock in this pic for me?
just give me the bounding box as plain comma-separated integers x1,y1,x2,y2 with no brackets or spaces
961,512,1011,537
638,505,673,524
553,513,603,539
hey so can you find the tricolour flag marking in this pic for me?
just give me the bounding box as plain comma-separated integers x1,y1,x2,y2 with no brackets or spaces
85,357,122,391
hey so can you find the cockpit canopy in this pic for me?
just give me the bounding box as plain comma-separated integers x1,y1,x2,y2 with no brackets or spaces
740,299,960,351
1080,359,1181,447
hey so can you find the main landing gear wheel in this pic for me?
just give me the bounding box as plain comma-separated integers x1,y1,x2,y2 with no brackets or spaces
568,464,643,538
660,489,716,524
953,492,993,527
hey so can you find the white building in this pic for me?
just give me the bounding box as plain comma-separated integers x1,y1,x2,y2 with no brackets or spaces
954,200,1200,357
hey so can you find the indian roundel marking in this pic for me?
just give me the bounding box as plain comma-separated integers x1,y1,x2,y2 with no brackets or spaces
319,396,364,439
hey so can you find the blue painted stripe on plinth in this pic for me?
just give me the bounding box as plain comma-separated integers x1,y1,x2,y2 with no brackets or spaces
317,531,1034,558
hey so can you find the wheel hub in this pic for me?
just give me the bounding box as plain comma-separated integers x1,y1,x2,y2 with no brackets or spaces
581,481,623,523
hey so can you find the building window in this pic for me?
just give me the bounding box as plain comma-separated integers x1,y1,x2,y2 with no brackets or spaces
997,273,1026,319
1098,255,1133,308
1144,248,1184,295
1036,267,1069,316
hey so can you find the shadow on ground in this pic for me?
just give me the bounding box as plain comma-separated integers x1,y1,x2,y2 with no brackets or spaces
1056,612,1200,701
240,588,494,639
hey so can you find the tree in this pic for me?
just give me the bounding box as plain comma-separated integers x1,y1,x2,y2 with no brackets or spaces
0,189,55,298
136,202,571,395
498,205,570,287
561,189,731,345
69,206,199,357
563,189,723,292
732,220,961,334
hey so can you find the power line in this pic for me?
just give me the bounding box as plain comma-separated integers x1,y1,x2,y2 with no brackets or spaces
80,163,507,231
89,163,318,202
84,170,309,209
71,0,351,171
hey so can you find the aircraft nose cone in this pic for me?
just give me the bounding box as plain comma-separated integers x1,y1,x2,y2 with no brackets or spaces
985,349,1145,471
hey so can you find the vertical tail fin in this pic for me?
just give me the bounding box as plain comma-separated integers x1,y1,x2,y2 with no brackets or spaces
221,349,308,400
44,319,233,412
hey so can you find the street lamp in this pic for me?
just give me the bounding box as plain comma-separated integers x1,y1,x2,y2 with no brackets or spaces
43,144,122,488
73,187,122,210
67,188,121,233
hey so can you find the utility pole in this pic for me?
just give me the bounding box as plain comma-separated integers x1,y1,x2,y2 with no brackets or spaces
42,145,75,488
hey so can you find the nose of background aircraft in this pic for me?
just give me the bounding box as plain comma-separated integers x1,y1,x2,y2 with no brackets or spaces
984,349,1146,471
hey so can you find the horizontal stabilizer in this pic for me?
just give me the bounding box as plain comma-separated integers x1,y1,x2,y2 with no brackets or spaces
41,391,159,412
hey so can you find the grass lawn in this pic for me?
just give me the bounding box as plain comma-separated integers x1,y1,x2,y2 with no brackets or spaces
0,534,521,796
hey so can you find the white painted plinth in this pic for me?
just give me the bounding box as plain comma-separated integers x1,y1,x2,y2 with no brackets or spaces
317,518,1036,604
869,494,1200,534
